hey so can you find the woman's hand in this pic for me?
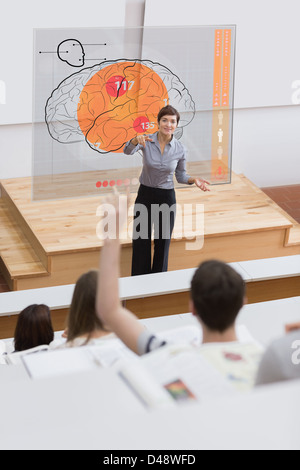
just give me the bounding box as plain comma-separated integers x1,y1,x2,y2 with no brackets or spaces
189,177,211,192
131,135,153,148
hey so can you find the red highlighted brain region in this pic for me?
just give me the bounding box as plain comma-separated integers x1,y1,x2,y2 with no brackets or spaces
45,60,195,154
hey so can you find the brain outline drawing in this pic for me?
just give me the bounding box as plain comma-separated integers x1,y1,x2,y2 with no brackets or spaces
45,59,196,155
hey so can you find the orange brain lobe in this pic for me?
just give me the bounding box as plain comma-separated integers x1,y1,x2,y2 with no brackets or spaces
45,59,195,153
77,61,169,153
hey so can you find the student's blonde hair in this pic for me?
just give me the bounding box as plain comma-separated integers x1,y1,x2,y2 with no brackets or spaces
67,270,107,343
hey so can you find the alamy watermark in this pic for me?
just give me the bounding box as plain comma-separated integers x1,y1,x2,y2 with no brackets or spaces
96,198,205,251
291,340,300,366
291,80,300,104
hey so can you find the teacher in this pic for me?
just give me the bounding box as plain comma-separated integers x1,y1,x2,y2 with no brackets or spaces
124,105,210,276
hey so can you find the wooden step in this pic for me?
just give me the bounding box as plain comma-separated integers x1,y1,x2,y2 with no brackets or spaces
2,172,296,245
286,225,300,247
0,172,299,291
0,199,49,290
0,182,49,269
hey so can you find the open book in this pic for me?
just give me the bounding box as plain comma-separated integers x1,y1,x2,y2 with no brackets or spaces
114,325,263,408
115,343,240,409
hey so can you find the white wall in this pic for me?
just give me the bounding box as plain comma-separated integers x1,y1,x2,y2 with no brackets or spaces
144,0,300,109
0,0,126,125
0,0,299,187
233,106,300,187
0,124,32,179
125,0,146,26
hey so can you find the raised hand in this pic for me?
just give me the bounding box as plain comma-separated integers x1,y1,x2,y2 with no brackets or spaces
97,187,131,241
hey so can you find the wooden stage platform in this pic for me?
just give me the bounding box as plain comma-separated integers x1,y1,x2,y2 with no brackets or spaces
0,172,299,291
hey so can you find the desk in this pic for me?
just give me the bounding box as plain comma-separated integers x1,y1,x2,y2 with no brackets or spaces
2,296,300,355
1,298,300,450
0,255,299,338
238,297,300,347
2,256,299,318
140,297,300,348
0,366,299,450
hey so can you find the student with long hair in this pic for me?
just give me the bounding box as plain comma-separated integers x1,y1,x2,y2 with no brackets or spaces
62,270,111,347
14,304,54,352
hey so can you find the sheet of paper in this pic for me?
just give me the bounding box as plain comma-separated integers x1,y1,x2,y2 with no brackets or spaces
140,344,237,403
22,348,98,379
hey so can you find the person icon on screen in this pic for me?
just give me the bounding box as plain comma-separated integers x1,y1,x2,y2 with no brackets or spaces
218,128,224,143
57,39,85,67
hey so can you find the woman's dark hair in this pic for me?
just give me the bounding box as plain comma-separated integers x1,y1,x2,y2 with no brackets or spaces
190,260,245,333
14,304,54,352
157,105,180,125
66,270,107,343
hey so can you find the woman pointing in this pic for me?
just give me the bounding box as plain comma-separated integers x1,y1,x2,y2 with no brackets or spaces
124,105,210,276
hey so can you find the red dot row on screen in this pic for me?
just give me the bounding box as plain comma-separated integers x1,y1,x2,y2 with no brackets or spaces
96,179,138,188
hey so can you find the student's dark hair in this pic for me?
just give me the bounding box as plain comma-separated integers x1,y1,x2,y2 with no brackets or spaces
190,260,245,333
157,105,180,125
67,270,107,343
14,304,54,352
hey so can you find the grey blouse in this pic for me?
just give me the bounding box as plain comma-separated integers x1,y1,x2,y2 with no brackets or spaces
123,132,192,190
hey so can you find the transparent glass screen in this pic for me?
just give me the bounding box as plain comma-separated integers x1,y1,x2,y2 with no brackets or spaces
33,25,236,200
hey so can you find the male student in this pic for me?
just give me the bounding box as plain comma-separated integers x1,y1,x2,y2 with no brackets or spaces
96,192,263,390
255,322,300,386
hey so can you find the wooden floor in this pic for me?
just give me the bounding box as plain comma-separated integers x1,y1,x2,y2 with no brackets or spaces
0,172,299,291
262,185,300,224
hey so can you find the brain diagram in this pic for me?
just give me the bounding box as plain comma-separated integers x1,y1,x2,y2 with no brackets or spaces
45,59,196,154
